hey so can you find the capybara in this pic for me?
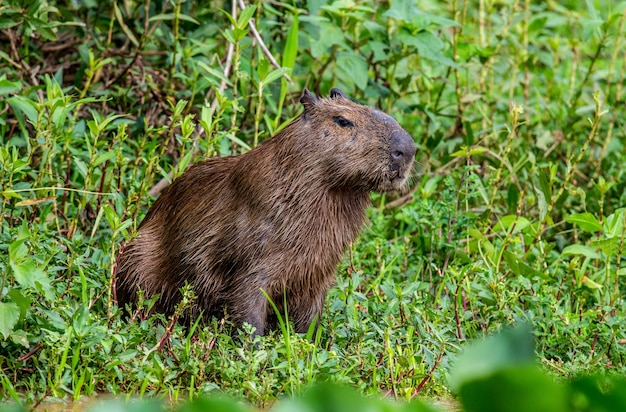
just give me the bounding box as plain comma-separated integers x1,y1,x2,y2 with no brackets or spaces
115,88,416,335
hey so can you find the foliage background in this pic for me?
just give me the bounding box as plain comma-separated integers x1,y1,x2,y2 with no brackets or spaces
0,0,625,408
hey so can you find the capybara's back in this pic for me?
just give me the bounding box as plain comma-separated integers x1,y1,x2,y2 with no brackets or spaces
115,88,416,335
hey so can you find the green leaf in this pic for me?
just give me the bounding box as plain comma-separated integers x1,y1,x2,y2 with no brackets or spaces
382,0,420,22
449,323,535,392
113,2,139,47
10,329,29,348
306,18,347,58
451,146,488,157
504,251,548,279
565,213,602,233
257,57,269,80
93,151,116,167
7,96,38,124
603,208,624,238
459,366,568,412
8,289,32,321
0,302,20,340
399,30,460,69
10,260,55,301
0,17,20,30
507,184,520,212
561,244,602,259
336,53,368,91
536,169,552,221
73,157,88,178
9,237,29,263
591,237,619,257
72,305,90,337
492,215,530,234
103,204,120,231
0,78,22,95
148,13,200,25
197,61,234,87
236,5,257,29
282,13,299,70
261,69,284,86
581,276,603,289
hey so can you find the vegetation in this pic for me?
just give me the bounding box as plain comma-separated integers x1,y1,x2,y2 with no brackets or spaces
1,0,625,409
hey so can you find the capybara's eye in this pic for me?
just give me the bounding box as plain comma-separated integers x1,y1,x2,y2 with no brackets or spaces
333,116,355,128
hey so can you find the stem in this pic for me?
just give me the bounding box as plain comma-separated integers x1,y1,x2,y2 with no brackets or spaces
489,103,522,206
524,93,604,259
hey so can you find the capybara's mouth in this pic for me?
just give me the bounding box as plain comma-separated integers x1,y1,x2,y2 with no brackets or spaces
378,170,409,192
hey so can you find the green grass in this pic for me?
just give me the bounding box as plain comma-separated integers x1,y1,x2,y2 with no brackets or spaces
1,0,625,409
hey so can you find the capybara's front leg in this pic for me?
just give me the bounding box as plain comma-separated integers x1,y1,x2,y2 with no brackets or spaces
292,292,325,335
228,281,268,336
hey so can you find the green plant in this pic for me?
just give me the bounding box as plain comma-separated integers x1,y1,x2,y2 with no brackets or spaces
0,0,625,409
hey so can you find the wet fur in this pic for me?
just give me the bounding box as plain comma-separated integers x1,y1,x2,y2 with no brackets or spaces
115,89,415,335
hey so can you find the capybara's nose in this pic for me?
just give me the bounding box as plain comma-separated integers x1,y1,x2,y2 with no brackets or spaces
390,129,416,162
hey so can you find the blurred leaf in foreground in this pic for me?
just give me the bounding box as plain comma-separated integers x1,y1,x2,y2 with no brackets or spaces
448,322,535,392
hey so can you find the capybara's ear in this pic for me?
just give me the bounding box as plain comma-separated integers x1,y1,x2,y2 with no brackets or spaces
329,88,348,100
300,89,318,112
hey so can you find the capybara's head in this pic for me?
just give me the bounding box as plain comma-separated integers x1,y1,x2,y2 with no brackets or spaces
299,88,416,193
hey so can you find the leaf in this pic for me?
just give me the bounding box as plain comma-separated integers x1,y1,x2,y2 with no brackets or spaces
0,17,20,30
451,146,488,157
103,204,120,231
507,184,520,212
73,157,88,178
448,323,535,392
10,260,55,301
305,18,347,58
113,2,139,47
197,61,233,87
581,276,603,289
0,302,20,340
561,244,602,259
236,5,257,29
492,215,530,234
591,237,619,257
261,69,285,86
7,96,38,124
382,0,420,22
282,13,299,71
93,151,116,167
533,168,555,224
536,169,552,208
565,213,602,233
0,78,22,95
504,251,548,279
15,196,56,207
72,305,90,337
421,176,440,198
603,208,624,238
459,366,568,412
399,30,460,69
257,56,269,80
148,13,200,25
336,53,368,91
9,237,29,263
8,289,31,321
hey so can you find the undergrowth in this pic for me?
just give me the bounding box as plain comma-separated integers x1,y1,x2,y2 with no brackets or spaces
0,0,625,409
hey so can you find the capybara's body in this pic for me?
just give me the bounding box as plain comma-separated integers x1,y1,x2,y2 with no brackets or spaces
115,88,416,335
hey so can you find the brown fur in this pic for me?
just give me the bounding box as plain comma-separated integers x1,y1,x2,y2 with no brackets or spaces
115,88,416,335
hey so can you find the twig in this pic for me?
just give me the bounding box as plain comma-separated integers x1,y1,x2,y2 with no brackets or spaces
237,0,293,83
411,343,445,398
17,342,43,362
